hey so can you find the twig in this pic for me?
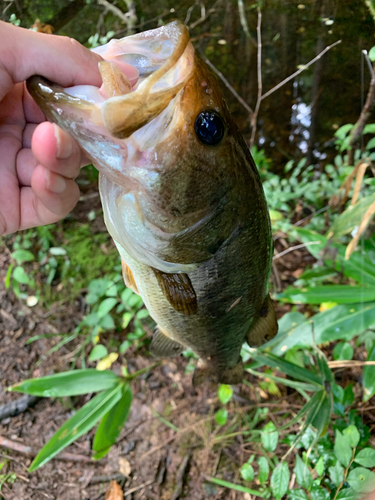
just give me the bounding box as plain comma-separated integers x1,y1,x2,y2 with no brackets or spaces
328,360,375,368
347,51,375,165
124,479,154,496
0,435,93,463
273,241,320,261
261,40,342,101
237,0,256,46
89,474,126,485
189,0,222,29
97,0,129,23
250,7,262,149
0,395,40,421
170,455,190,500
202,56,254,115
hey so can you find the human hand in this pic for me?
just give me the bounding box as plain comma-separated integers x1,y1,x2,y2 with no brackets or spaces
0,21,104,235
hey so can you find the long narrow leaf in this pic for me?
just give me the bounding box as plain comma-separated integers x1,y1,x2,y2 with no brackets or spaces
93,384,132,459
29,385,123,471
246,368,320,393
204,476,266,497
266,302,375,355
9,369,121,397
246,350,323,386
279,285,375,304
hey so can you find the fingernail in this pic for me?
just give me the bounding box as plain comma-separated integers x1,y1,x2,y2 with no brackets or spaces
54,124,73,159
45,169,66,194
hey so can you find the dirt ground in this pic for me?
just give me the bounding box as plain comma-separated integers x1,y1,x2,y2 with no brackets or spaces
0,185,344,500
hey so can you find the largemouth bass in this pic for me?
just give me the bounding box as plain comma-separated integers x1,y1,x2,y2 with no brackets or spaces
27,21,277,384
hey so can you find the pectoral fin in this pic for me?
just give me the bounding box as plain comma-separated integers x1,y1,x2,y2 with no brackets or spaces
152,268,197,315
150,327,184,358
121,259,139,294
247,294,278,347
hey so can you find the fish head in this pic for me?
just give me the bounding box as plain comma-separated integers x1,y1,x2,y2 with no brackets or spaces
27,21,263,272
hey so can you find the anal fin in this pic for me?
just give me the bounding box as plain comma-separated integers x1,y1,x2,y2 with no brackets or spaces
247,294,278,347
121,259,139,294
152,268,197,315
150,326,184,358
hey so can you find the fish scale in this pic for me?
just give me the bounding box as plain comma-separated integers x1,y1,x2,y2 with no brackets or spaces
27,20,278,384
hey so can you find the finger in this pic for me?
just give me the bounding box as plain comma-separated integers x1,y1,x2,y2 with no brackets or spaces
0,21,103,101
19,165,80,230
16,149,38,187
23,123,38,148
31,122,86,178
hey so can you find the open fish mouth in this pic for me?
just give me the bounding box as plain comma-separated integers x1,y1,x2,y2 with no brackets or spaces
27,20,194,141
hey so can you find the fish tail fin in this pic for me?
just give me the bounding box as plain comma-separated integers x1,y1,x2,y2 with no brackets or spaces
247,294,278,347
192,359,244,386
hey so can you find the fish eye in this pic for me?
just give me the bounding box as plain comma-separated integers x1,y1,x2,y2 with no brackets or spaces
194,110,225,146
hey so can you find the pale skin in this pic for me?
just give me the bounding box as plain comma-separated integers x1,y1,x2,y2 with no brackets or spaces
0,21,137,236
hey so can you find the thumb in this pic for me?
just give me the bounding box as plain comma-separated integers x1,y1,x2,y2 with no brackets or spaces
0,21,103,100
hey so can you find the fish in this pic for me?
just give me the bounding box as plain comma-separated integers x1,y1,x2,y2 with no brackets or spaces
27,20,278,384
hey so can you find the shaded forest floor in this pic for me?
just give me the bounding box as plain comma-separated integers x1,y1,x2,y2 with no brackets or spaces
0,177,371,500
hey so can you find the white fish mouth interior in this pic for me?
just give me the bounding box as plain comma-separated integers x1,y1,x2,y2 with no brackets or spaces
64,22,192,106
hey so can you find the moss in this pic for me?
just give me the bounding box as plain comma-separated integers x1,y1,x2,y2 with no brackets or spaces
62,223,119,297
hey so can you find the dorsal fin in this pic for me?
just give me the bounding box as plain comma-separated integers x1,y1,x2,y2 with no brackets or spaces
152,268,197,315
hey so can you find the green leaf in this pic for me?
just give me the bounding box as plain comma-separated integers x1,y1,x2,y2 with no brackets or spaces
335,488,358,500
278,285,375,305
93,384,132,458
270,462,290,500
354,448,375,468
204,476,266,496
240,463,254,482
248,350,322,386
369,46,375,62
13,266,29,285
261,421,278,452
257,456,269,485
310,391,332,438
10,369,120,397
122,312,133,329
333,342,354,361
347,467,375,493
11,249,34,264
89,345,108,362
100,313,115,330
89,279,111,297
119,340,130,354
5,264,13,289
97,298,117,318
363,344,375,402
334,124,353,140
294,454,313,490
329,460,344,487
314,456,324,476
363,123,375,134
218,385,233,404
267,302,375,356
294,228,375,286
215,409,228,426
328,193,375,238
334,430,353,468
310,486,330,500
289,491,309,500
29,385,123,471
343,425,360,448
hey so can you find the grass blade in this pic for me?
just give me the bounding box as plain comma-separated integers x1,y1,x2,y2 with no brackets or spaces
29,384,123,471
